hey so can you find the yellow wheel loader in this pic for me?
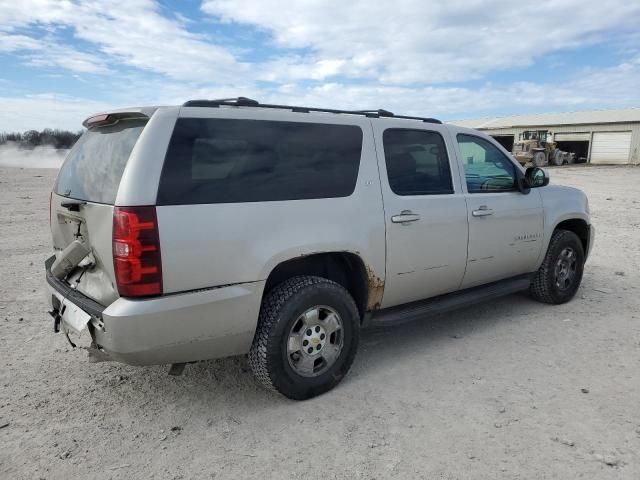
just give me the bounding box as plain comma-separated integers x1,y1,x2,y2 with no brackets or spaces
512,130,575,167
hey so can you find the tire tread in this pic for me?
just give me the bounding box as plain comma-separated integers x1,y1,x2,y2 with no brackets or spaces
529,229,583,304
248,275,357,397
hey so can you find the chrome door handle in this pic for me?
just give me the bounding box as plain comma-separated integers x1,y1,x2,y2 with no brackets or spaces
472,206,494,217
391,210,420,224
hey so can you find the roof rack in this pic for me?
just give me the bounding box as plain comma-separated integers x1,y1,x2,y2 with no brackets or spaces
182,97,442,124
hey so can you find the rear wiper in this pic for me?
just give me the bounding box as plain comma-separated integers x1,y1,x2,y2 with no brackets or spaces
60,200,87,212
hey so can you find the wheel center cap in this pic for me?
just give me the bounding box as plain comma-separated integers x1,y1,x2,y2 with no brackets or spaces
303,325,326,356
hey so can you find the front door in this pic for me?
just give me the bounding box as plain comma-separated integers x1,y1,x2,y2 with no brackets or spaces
374,123,469,308
454,133,544,288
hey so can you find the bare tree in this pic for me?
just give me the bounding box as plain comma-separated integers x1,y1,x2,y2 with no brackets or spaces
0,129,82,149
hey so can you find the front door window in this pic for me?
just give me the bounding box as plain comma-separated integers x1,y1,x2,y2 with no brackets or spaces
457,134,516,193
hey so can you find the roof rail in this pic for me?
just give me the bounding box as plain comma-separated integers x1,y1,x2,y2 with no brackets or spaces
181,97,442,124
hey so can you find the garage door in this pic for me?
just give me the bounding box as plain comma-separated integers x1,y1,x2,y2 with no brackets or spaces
591,131,632,164
554,132,590,142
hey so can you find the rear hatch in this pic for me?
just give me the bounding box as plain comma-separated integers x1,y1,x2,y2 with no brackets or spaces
50,114,148,306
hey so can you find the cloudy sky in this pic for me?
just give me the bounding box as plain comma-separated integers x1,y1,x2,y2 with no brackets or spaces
1,0,639,131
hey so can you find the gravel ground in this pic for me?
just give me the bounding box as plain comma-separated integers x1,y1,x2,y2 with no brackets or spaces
1,165,639,479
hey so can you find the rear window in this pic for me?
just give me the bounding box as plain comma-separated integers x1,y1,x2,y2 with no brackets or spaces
55,119,147,204
157,118,363,205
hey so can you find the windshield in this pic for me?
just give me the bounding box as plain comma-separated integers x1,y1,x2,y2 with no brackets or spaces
54,118,147,204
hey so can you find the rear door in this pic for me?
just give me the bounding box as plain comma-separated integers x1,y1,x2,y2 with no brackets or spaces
453,132,544,288
51,115,148,305
373,121,469,308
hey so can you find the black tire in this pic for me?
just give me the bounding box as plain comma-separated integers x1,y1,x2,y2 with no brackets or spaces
529,229,585,304
249,276,360,400
533,151,547,167
551,150,564,166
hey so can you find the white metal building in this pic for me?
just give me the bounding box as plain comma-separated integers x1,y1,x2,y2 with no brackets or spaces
451,108,640,165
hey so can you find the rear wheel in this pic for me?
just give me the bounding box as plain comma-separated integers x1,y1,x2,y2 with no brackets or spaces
249,276,359,400
529,229,584,304
551,150,564,166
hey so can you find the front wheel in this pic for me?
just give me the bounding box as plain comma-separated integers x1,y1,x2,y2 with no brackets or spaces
249,276,360,400
529,229,585,304
533,151,547,167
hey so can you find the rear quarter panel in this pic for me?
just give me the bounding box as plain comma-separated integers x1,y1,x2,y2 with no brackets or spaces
115,107,181,206
155,108,386,294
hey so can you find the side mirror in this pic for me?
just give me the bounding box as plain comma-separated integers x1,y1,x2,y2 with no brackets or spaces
525,166,549,188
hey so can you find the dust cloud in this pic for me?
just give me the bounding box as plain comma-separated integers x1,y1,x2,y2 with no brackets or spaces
0,143,67,169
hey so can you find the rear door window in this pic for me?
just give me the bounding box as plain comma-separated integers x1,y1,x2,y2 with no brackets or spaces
157,118,363,205
55,119,146,204
383,129,454,195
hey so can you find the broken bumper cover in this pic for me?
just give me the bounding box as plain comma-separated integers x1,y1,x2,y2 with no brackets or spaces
45,255,105,319
45,256,264,366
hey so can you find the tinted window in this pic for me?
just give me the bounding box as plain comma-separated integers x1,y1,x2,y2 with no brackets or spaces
383,129,453,195
457,134,516,193
157,118,363,204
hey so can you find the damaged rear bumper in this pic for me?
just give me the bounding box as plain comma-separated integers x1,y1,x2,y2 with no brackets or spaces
45,256,264,366
45,256,105,319
45,255,108,359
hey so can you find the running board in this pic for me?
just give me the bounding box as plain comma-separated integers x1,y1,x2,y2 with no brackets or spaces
368,274,533,327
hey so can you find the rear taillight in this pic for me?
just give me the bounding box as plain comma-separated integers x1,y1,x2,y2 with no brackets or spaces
112,206,162,297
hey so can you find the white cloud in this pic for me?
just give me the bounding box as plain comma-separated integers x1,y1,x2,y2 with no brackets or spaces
1,52,640,132
0,31,41,51
0,0,639,131
0,0,246,80
26,42,110,74
148,54,640,120
0,3,107,74
68,1,247,81
4,0,639,86
203,0,640,84
0,94,112,131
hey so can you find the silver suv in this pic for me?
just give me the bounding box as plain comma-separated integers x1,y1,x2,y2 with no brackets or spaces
45,97,595,399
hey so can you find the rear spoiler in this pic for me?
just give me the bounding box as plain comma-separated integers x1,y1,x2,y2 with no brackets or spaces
82,111,150,129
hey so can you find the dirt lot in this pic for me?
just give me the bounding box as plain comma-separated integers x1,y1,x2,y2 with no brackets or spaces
1,165,639,479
